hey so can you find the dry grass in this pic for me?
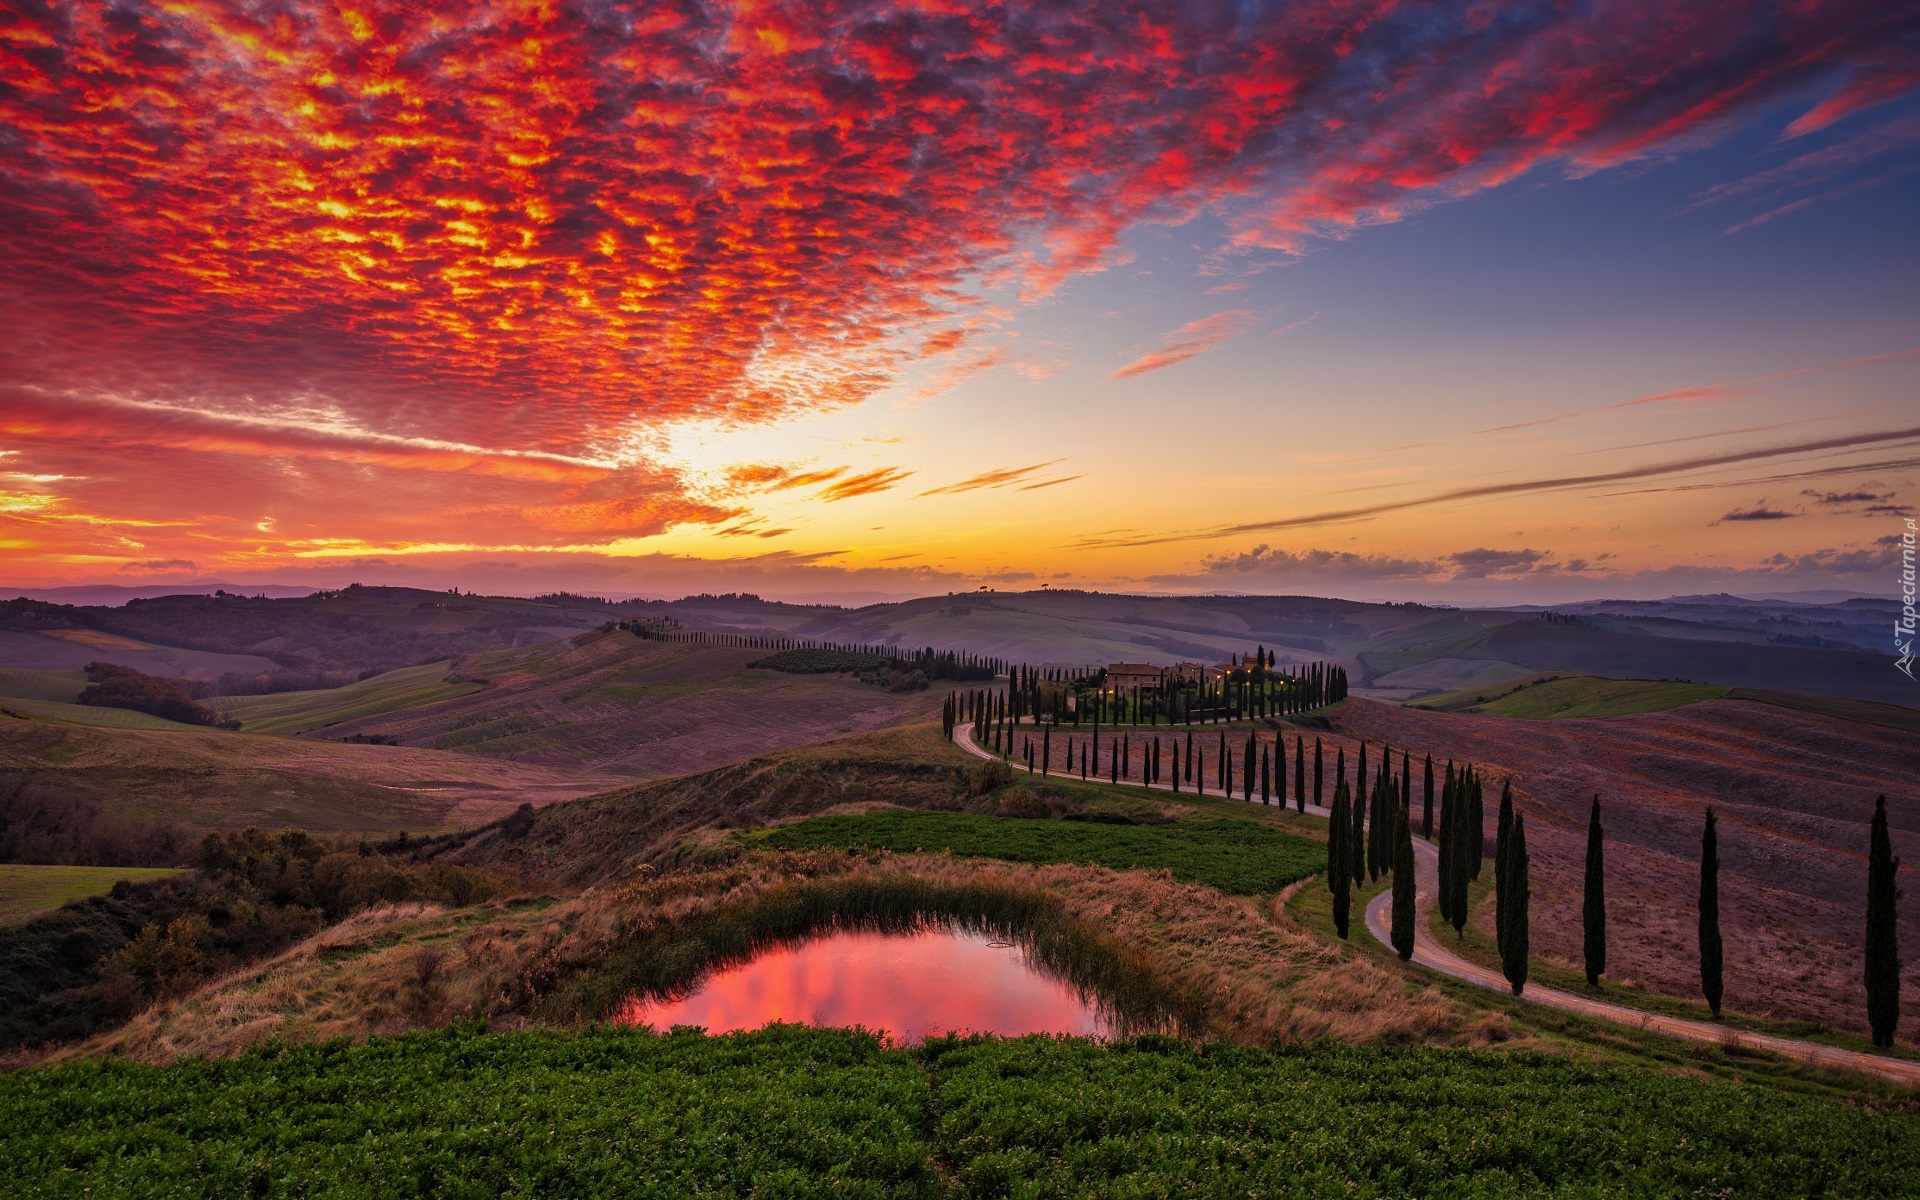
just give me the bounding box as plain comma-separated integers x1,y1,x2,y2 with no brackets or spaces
49,846,1494,1065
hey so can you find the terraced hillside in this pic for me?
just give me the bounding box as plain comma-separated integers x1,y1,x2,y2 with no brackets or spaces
316,628,947,777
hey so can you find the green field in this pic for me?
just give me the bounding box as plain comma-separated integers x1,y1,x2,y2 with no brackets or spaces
758,809,1323,895
0,695,208,731
4,1024,1915,1197
1408,673,1730,717
0,668,88,704
207,661,485,734
0,666,211,731
0,865,186,925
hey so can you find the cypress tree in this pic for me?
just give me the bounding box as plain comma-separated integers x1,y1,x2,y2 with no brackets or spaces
1275,734,1286,805
1447,774,1469,938
1185,730,1194,781
1584,795,1606,988
1313,738,1324,808
1367,767,1387,881
1357,741,1368,805
1422,754,1435,839
1437,770,1455,924
1401,752,1410,817
1042,728,1050,777
1391,804,1416,960
1169,740,1179,791
1364,764,1380,879
1350,764,1367,886
1469,769,1486,879
1866,794,1901,1047
1700,808,1723,1017
1244,733,1255,803
1494,780,1514,950
1500,814,1529,995
1260,742,1271,805
1295,737,1306,813
1328,778,1352,939
1218,730,1227,791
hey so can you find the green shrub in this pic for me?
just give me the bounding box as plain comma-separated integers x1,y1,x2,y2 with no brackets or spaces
4,1027,1916,1197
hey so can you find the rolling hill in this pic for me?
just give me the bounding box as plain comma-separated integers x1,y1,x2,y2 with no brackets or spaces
312,627,948,776
7,585,1909,709
657,590,1915,707
0,719,629,839
206,661,485,734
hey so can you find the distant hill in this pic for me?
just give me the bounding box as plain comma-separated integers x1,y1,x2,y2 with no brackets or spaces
0,717,629,860
308,627,947,777
0,582,320,606
3,584,1909,710
659,590,1914,709
0,586,618,678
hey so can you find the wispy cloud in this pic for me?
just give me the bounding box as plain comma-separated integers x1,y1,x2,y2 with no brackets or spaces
1073,426,1920,549
1018,474,1085,492
920,460,1066,496
1109,311,1258,380
818,467,914,502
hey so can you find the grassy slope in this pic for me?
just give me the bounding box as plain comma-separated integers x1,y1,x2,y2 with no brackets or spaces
1726,687,1920,734
0,669,87,704
316,631,946,776
0,629,279,680
1409,673,1731,717
0,720,627,836
0,697,208,732
442,720,1332,886
0,865,186,925
757,809,1323,894
441,722,981,884
207,661,485,734
1406,672,1920,729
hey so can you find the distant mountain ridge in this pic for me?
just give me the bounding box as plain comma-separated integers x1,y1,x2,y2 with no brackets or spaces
0,584,1910,709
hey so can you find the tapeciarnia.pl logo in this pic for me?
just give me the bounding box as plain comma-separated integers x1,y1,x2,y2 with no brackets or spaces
1899,517,1916,680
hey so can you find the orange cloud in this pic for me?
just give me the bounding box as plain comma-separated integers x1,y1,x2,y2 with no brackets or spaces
818,467,914,501
919,460,1065,496
0,390,612,483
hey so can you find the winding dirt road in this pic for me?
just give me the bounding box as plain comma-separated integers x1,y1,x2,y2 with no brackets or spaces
953,720,1920,1087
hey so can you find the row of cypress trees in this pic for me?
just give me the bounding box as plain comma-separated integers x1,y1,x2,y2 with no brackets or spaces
945,659,1350,733
1444,787,1899,1043
961,681,1906,1045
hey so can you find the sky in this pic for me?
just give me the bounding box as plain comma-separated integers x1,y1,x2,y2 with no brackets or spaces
2,0,1918,605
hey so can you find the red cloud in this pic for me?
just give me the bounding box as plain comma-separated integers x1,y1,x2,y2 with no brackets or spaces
0,0,1913,572
3,0,1911,447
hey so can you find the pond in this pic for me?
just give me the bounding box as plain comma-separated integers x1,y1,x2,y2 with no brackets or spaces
614,927,1117,1043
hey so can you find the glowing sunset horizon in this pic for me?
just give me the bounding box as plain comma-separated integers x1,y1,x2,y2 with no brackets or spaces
3,0,1917,604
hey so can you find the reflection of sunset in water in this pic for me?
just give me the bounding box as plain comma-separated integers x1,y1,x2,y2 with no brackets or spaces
615,929,1109,1043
